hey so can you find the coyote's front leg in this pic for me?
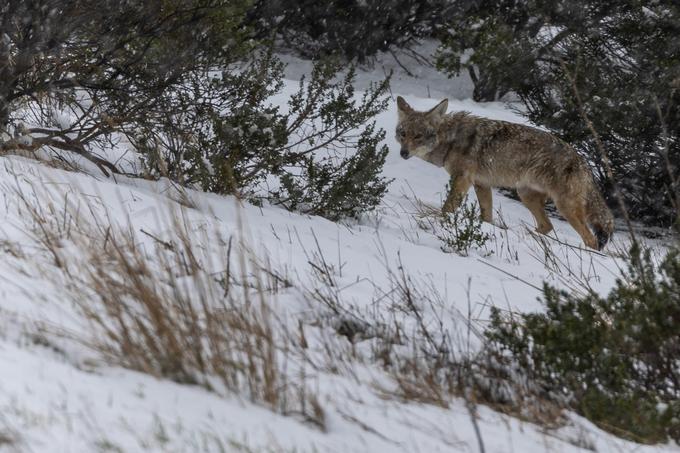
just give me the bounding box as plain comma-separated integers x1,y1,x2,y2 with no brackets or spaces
442,174,472,214
473,184,493,223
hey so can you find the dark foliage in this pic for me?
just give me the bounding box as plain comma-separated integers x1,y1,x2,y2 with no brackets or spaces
0,0,252,173
0,1,392,221
437,1,680,226
487,245,680,443
247,0,457,62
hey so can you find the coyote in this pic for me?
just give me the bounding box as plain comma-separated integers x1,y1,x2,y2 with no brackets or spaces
396,96,614,250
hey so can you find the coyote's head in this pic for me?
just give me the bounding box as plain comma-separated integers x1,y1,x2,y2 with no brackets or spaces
395,96,448,160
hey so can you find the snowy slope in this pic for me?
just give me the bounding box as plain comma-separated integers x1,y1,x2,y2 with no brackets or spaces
0,52,675,453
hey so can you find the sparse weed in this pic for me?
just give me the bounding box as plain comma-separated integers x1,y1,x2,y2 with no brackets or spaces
367,255,563,428
299,243,564,430
436,199,490,256
407,191,491,256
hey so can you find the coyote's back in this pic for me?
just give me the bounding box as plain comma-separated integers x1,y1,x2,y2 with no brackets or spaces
395,96,614,250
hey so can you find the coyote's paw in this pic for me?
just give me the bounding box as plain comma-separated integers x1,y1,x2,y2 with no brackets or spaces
535,224,554,235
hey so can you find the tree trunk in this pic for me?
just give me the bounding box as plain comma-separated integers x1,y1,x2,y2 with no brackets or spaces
468,66,503,102
0,38,12,132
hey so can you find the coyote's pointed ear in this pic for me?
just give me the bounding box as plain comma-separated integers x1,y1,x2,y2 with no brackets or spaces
427,98,448,118
397,96,413,120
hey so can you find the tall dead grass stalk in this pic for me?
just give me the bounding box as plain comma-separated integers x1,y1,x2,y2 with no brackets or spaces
11,183,324,429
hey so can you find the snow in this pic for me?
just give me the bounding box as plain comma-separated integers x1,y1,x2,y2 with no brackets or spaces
0,48,675,453
278,40,475,101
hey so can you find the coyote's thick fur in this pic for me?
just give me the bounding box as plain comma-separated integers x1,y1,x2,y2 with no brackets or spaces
396,96,614,250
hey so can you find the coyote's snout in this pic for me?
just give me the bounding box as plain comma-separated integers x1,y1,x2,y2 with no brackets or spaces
395,96,614,250
400,148,410,159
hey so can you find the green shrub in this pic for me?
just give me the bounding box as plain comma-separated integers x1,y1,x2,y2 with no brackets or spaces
268,65,391,220
137,56,391,221
486,244,680,443
436,197,490,256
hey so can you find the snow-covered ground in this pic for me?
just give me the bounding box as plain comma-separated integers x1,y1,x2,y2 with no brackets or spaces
0,50,675,453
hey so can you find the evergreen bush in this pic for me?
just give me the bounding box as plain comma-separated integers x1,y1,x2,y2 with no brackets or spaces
487,244,680,442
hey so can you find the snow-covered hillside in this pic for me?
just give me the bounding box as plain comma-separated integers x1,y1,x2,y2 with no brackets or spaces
0,52,675,453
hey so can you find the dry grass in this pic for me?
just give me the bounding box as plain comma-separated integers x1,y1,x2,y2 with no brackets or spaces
300,241,566,430
2,177,595,442
0,414,21,452
0,431,18,449
9,182,325,430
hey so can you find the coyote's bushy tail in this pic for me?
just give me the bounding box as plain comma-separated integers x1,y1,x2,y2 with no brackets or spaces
586,188,614,250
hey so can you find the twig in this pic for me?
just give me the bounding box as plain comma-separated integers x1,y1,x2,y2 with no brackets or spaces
389,50,415,77
140,228,174,251
526,227,608,257
476,258,543,292
336,408,401,446
465,399,486,453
